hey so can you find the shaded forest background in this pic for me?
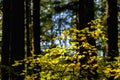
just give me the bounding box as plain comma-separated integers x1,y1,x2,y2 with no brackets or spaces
0,0,120,80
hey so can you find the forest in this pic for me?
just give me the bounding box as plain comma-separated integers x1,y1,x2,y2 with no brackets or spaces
0,0,120,80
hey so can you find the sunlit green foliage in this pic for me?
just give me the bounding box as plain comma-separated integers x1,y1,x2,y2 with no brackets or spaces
13,19,120,80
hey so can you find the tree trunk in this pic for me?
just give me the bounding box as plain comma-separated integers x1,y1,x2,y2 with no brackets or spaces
1,0,11,80
79,0,95,45
33,0,41,79
26,0,31,57
107,0,118,61
33,0,40,55
10,0,24,79
78,0,97,79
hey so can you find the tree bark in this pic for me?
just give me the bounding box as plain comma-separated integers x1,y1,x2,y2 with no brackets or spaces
107,0,118,61
33,0,40,55
32,0,41,79
26,0,31,57
10,0,24,79
78,0,97,79
1,0,11,79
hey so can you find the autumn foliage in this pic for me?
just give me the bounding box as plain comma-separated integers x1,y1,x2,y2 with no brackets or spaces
13,19,120,80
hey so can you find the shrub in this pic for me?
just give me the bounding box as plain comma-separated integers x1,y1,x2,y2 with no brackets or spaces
13,19,115,80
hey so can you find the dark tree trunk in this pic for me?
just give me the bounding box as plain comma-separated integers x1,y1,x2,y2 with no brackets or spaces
10,0,24,79
78,0,94,28
33,0,40,55
79,0,95,45
78,0,95,57
25,0,33,77
78,0,97,79
33,0,41,79
107,0,118,61
1,0,11,80
78,0,86,29
26,0,31,57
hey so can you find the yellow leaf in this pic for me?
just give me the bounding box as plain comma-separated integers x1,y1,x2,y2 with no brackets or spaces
80,36,86,41
25,75,31,79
